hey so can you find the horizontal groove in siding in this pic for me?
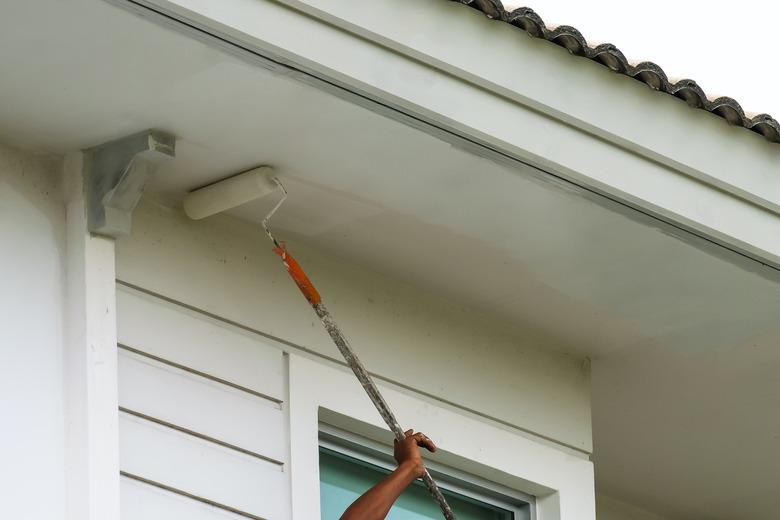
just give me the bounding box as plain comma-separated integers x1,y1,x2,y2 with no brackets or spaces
116,278,591,457
120,471,267,520
118,343,283,406
119,407,285,467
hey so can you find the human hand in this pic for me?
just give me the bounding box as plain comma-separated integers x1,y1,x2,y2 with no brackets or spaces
394,430,436,478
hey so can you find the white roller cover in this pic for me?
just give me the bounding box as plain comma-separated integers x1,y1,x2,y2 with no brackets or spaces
183,166,277,220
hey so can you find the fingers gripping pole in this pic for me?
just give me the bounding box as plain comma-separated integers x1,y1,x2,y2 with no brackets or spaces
262,180,456,520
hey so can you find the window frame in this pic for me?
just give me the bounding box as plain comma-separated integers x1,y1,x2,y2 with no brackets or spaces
319,424,535,520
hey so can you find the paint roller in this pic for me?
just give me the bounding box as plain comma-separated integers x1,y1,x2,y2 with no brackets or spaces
182,167,457,520
183,167,278,220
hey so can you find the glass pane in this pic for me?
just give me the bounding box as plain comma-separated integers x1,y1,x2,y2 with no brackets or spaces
320,448,513,520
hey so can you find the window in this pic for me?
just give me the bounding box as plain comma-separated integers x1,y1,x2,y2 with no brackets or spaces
319,428,534,520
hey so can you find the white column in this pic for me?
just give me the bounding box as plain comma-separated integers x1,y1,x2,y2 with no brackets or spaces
63,152,121,520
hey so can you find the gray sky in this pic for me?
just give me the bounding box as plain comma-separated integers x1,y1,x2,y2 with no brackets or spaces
503,0,777,118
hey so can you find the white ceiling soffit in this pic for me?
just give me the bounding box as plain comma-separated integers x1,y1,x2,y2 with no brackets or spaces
4,0,771,354
0,2,776,367
116,0,780,272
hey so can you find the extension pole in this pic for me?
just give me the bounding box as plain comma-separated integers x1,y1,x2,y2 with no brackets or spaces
262,182,456,520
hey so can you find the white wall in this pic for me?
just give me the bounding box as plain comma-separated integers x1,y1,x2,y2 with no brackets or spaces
597,494,671,520
0,142,596,518
116,198,592,453
113,278,595,520
116,284,291,520
0,142,66,520
115,198,598,518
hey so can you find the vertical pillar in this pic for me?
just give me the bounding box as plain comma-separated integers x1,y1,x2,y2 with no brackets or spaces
63,151,121,520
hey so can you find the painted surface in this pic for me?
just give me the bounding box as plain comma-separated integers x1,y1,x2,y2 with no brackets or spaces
1,1,778,518
116,279,291,519
0,143,66,519
592,332,780,519
1,0,780,265
80,3,779,516
596,495,670,520
63,152,121,520
122,0,780,264
117,199,593,452
113,262,592,520
0,0,776,362
276,0,780,211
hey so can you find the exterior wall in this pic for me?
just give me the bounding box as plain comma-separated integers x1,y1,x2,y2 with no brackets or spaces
62,152,121,520
117,199,592,453
0,142,66,520
115,198,596,518
116,284,291,519
597,494,670,520
0,141,596,518
0,141,594,520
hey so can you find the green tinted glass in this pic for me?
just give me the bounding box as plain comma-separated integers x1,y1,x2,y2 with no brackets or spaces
319,448,513,520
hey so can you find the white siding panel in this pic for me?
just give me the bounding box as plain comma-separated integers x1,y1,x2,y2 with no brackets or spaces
120,477,248,520
118,349,286,462
119,413,288,519
117,286,284,401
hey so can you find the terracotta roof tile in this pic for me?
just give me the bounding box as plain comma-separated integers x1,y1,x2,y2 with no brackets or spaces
451,1,780,144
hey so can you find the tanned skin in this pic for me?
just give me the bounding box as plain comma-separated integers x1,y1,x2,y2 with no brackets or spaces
340,430,437,520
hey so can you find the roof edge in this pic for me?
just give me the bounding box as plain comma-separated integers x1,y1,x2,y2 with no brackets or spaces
452,1,780,144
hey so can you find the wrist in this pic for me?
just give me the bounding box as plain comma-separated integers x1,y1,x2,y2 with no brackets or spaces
397,460,424,480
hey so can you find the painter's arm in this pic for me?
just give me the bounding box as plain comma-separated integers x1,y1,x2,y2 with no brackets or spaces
340,430,436,520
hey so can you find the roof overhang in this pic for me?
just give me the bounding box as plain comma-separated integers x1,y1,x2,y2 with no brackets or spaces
115,0,780,269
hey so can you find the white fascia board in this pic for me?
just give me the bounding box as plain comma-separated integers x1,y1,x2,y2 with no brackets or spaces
282,0,780,212
117,0,780,267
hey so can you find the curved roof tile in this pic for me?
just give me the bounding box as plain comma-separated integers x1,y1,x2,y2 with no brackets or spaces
452,1,780,144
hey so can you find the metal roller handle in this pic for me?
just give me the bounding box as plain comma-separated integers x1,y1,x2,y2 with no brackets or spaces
263,178,456,519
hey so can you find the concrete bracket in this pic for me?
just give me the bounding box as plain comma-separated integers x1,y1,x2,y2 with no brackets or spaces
85,129,175,237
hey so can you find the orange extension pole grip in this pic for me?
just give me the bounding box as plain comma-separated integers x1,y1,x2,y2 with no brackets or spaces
273,246,322,306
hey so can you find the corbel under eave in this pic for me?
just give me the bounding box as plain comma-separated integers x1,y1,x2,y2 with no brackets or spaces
85,129,175,238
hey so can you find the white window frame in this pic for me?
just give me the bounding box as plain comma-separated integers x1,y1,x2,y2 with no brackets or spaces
318,424,535,520
288,354,594,520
